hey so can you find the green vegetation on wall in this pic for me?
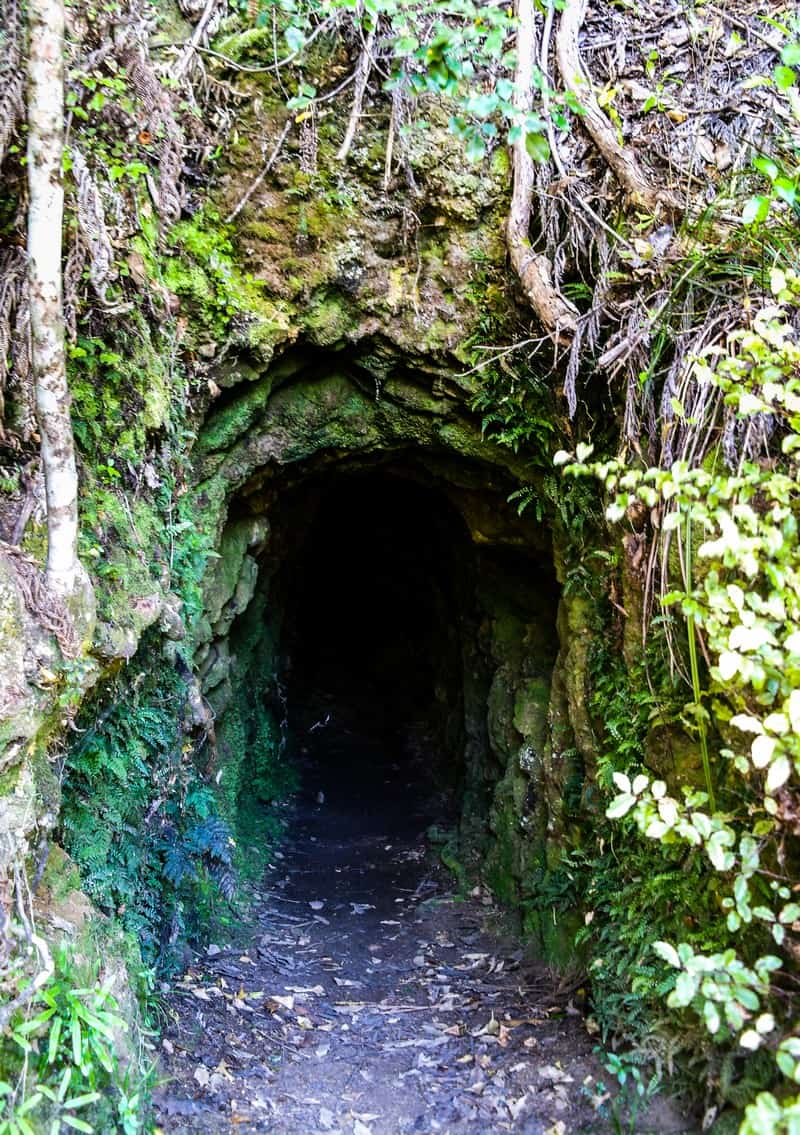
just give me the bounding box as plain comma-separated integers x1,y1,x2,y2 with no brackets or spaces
60,638,235,969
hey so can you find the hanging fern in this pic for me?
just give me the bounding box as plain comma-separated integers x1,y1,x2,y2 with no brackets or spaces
60,632,238,970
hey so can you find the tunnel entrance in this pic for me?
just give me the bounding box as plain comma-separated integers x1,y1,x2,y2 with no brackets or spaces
210,451,564,863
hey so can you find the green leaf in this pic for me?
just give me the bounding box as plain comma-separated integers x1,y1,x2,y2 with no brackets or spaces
465,133,486,163
774,175,797,206
774,64,797,89
284,25,305,53
606,793,636,819
62,1118,94,1133
71,1016,82,1066
753,156,780,181
63,1093,101,1110
704,1000,721,1034
48,1016,62,1063
652,941,681,967
742,196,770,225
525,132,550,162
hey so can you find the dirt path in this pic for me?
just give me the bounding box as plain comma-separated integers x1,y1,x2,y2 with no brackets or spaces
154,732,661,1134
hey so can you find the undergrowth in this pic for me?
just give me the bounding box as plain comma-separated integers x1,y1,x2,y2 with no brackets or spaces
60,637,236,972
0,936,154,1135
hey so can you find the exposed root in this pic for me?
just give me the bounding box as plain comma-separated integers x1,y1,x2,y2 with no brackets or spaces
508,0,578,346
123,45,185,228
336,26,376,163
174,0,221,82
0,862,54,1033
3,545,79,658
0,0,25,167
70,147,115,302
226,117,294,224
555,0,679,214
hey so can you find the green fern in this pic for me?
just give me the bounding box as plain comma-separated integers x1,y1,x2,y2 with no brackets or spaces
60,635,238,970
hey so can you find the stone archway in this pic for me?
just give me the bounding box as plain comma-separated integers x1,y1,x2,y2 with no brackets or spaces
188,342,581,941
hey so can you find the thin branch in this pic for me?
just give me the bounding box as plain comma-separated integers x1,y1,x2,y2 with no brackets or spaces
225,118,294,224
337,26,376,162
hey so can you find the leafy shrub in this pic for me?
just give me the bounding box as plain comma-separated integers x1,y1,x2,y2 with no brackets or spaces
562,272,800,1129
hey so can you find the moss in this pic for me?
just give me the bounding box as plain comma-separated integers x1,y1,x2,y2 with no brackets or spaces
197,375,274,456
38,845,83,904
304,291,355,345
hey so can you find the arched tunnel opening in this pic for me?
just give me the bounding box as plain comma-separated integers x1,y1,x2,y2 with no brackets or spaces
212,449,564,870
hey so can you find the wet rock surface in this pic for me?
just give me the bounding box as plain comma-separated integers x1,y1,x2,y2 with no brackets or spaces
155,731,675,1135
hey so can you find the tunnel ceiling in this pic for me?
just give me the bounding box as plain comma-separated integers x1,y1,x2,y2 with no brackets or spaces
192,339,555,557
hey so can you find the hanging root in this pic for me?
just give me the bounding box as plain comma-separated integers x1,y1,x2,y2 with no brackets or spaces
0,0,25,166
123,46,185,228
508,0,578,345
555,0,680,214
337,26,376,163
70,148,115,301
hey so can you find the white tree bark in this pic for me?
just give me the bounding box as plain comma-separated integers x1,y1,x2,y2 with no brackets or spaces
27,0,84,600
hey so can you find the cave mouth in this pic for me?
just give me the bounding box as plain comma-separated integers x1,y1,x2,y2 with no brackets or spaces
274,470,473,829
213,439,563,859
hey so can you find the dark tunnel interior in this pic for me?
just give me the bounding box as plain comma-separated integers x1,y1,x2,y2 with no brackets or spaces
239,462,561,836
277,472,472,806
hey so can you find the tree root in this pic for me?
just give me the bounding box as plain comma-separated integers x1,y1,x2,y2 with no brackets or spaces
555,0,680,214
507,0,579,345
337,26,376,163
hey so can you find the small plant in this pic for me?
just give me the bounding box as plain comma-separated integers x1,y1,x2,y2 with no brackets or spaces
587,1049,661,1135
0,945,150,1135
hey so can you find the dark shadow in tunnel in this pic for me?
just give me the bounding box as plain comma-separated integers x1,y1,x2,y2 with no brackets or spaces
275,471,473,826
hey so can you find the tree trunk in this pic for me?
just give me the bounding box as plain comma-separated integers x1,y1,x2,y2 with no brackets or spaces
507,0,578,345
27,0,85,601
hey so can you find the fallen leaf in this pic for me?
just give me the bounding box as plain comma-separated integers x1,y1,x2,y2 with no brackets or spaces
269,994,295,1011
309,901,325,911
538,1065,574,1085
353,1122,372,1135
194,1065,210,1088
472,1014,499,1038
508,1093,528,1121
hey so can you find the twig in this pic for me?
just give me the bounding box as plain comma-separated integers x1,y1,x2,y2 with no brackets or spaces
225,118,294,224
173,0,218,81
